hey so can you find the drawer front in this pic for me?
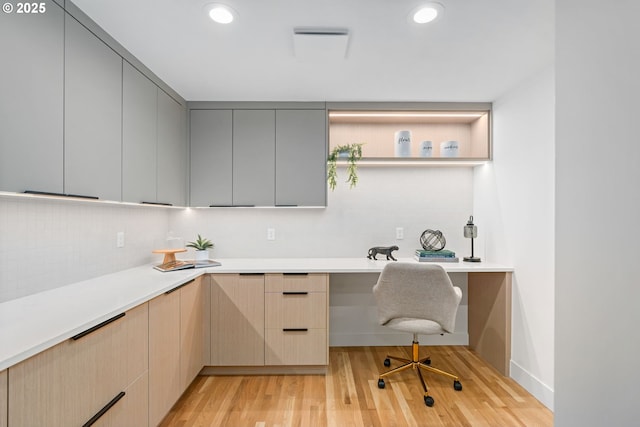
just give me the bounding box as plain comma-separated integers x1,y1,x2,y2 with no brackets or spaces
265,273,328,293
265,328,327,365
265,292,327,329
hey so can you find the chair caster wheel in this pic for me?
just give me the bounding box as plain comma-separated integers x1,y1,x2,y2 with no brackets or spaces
383,358,391,367
424,395,434,407
454,380,462,391
378,379,385,389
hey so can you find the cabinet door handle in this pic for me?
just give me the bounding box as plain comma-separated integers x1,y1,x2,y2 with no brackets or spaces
283,328,308,332
283,273,309,276
141,201,173,206
283,291,308,295
239,273,264,276
82,391,125,427
71,313,126,341
24,190,99,200
165,279,195,294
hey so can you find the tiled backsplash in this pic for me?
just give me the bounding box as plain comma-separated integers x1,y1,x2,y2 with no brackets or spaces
0,195,170,302
0,167,474,302
170,167,474,260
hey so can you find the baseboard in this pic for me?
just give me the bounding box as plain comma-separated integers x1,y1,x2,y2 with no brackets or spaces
329,331,469,347
200,365,327,376
510,359,554,411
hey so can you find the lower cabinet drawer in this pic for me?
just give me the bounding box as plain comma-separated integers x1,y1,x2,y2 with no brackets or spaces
265,292,327,329
265,328,327,365
92,372,148,427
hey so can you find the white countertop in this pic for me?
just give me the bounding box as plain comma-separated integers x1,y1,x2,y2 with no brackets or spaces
0,257,512,371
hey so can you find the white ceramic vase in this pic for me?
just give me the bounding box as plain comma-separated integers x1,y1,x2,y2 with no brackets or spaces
440,140,459,157
419,141,433,157
194,250,209,261
394,130,412,157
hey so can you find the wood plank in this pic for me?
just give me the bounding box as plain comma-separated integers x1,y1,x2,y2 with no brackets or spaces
0,370,6,427
210,274,265,366
159,346,552,427
468,272,512,375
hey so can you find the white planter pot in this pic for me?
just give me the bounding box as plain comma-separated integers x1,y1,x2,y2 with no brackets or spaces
194,250,209,261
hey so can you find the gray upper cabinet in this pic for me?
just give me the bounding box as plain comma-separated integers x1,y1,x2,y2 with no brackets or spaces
188,104,328,207
233,110,276,206
190,110,233,206
123,62,157,203
64,14,122,201
0,0,64,194
157,90,187,206
276,110,327,206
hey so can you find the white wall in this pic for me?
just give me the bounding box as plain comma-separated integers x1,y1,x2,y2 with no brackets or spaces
0,194,170,302
169,167,474,259
555,1,640,426
474,65,555,409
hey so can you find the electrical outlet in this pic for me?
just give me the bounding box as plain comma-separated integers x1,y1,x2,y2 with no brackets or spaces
396,227,404,240
267,228,276,241
116,231,125,248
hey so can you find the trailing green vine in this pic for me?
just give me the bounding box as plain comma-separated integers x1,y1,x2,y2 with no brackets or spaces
327,143,363,191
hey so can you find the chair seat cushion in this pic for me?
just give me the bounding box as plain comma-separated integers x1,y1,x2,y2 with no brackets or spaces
384,317,446,335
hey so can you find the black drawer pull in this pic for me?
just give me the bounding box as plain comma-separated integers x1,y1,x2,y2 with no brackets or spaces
165,279,195,294
283,291,308,295
82,391,125,427
141,201,173,206
239,273,264,276
283,273,309,276
24,190,99,200
283,328,308,332
72,313,125,341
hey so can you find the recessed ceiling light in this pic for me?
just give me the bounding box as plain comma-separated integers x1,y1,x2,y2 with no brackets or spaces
411,2,444,24
207,4,235,24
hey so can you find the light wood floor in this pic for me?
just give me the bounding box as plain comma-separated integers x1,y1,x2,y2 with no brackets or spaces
159,346,553,427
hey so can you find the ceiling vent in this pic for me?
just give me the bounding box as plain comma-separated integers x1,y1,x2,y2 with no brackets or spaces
293,27,350,61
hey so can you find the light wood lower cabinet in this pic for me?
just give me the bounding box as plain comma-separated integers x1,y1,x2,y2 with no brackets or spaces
0,369,6,427
7,303,148,427
210,274,265,366
149,285,181,427
265,273,328,365
208,273,329,368
180,276,205,391
150,276,205,426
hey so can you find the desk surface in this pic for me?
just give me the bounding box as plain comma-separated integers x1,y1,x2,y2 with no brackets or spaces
0,257,512,370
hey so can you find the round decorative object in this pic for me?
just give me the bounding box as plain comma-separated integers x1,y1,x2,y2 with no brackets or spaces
420,229,446,251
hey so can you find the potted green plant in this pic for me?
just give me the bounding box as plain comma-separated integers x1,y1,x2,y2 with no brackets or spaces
327,143,363,191
186,234,214,261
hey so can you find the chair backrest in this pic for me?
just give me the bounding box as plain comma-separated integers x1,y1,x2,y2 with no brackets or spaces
373,262,462,333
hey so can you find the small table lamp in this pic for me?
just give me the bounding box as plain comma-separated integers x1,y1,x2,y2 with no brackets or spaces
463,215,481,262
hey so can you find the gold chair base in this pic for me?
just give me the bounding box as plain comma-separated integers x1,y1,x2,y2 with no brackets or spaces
378,339,461,406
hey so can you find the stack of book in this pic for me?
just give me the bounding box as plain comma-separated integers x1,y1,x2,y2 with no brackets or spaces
154,259,221,272
414,249,459,263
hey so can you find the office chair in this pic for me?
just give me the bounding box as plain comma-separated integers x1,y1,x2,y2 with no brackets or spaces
373,262,463,407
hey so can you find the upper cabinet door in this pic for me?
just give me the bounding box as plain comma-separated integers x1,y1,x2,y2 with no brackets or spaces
0,0,64,194
276,110,327,206
64,14,122,201
157,90,187,206
233,110,276,206
122,62,157,204
190,110,233,207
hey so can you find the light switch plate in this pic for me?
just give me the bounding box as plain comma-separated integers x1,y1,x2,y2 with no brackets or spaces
267,228,276,241
116,231,125,248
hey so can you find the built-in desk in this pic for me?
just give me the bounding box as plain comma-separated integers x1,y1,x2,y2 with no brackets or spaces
0,258,512,375
207,257,513,375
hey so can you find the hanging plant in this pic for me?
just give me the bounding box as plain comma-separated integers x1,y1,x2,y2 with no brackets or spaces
327,143,363,191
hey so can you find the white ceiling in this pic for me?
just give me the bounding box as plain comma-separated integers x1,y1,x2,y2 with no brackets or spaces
71,0,554,103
